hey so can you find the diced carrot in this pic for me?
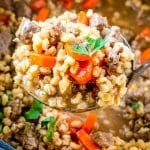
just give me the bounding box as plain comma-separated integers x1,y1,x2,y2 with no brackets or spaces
69,60,93,84
0,14,10,25
65,44,90,61
36,7,49,21
140,27,150,37
82,113,97,133
79,11,89,25
31,0,46,11
82,0,99,9
140,48,150,64
64,0,74,10
37,48,43,54
77,129,100,150
91,51,106,66
30,53,56,67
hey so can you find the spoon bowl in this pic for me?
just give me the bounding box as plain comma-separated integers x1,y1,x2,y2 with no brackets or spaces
21,34,150,113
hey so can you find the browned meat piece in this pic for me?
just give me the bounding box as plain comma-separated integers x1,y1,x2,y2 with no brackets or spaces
0,27,12,58
144,103,150,113
22,123,38,150
49,30,60,46
14,123,38,150
14,0,32,18
134,117,150,142
106,60,119,75
106,44,123,75
15,18,40,42
38,142,47,150
125,87,150,107
23,136,38,150
136,130,150,142
89,13,108,30
48,23,61,46
125,92,144,104
8,99,22,120
0,0,13,10
145,113,150,122
124,80,150,142
91,131,114,148
103,26,122,43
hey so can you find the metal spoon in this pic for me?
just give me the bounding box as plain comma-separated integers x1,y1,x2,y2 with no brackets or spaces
22,35,150,113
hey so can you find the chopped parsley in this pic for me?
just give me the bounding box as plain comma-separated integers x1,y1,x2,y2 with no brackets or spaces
24,122,30,133
131,102,140,110
24,99,43,120
41,117,52,127
72,36,107,56
8,94,13,101
0,123,3,132
41,116,56,141
0,112,3,121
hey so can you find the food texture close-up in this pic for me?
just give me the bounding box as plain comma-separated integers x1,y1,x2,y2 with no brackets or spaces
0,0,150,150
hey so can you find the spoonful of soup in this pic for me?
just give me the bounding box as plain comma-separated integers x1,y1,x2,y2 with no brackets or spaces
13,10,150,112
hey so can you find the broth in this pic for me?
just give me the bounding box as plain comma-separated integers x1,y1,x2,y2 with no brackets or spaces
97,0,150,34
72,106,130,140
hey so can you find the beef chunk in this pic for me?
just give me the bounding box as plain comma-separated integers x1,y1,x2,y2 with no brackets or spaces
106,44,123,74
89,13,108,30
103,26,122,43
144,103,150,113
8,98,22,120
23,123,38,150
15,18,40,41
134,118,150,142
0,0,13,10
0,27,12,58
14,0,32,18
15,123,38,150
91,131,114,148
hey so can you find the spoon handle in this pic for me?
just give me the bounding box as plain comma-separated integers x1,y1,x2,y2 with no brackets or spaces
128,60,150,85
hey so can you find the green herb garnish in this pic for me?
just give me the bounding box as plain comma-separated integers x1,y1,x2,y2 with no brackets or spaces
24,109,40,120
41,116,56,141
8,94,13,101
24,99,43,120
72,36,107,56
24,122,30,133
131,102,140,110
41,117,52,127
0,123,3,132
0,112,3,121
